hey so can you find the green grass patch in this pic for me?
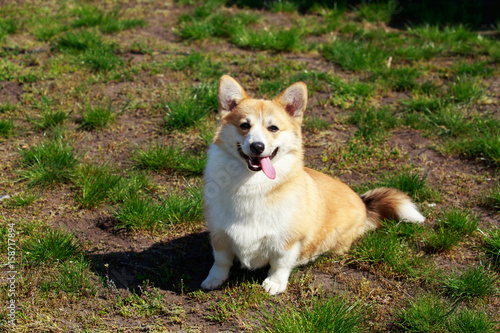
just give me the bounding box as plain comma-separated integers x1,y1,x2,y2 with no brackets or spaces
114,185,203,232
165,52,224,80
482,183,500,213
72,5,145,34
53,30,123,71
39,256,95,296
28,110,68,131
3,191,38,208
423,209,478,254
231,26,304,52
22,229,82,267
395,293,451,333
378,170,437,202
0,119,14,136
74,164,122,209
323,38,389,72
79,103,117,130
443,265,497,301
162,82,217,130
303,116,329,133
133,144,206,176
483,229,500,268
261,294,365,332
349,106,397,142
19,140,79,187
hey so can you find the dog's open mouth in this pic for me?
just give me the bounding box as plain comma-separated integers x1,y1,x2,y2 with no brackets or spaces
237,144,278,179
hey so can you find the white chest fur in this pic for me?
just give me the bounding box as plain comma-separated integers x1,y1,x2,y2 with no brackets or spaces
204,145,297,269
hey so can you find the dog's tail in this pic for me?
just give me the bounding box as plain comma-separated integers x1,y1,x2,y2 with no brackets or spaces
361,187,425,230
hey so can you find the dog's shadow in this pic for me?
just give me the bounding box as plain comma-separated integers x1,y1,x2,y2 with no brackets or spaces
87,230,269,293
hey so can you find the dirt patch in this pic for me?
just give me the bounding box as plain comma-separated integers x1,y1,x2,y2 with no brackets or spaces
0,81,23,104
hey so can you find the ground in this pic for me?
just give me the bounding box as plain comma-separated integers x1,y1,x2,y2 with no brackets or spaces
0,0,499,332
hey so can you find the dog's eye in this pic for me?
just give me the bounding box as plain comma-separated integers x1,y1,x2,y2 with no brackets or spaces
240,122,251,130
268,125,279,132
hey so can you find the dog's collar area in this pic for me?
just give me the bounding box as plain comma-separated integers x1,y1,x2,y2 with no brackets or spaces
237,144,278,172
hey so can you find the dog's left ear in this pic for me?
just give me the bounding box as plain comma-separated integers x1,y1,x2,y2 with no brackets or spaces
274,82,308,119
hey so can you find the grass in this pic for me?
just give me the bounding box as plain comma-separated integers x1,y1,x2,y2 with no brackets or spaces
1,0,500,331
162,82,218,130
423,209,478,254
0,119,14,136
395,293,451,333
79,102,117,130
323,38,390,72
74,164,122,209
483,229,500,267
22,229,82,267
28,110,68,130
443,265,497,301
262,294,365,332
132,144,206,176
114,185,203,231
71,5,145,33
18,140,79,187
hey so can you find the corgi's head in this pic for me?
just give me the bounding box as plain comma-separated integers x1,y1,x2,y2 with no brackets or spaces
212,75,307,180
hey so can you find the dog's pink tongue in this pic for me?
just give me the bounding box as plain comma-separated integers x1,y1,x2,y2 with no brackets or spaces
260,157,276,180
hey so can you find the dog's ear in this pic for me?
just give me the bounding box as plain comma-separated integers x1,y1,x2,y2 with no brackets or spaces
274,82,308,119
218,75,248,114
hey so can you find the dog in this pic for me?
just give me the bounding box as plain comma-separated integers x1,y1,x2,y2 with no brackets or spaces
201,75,425,295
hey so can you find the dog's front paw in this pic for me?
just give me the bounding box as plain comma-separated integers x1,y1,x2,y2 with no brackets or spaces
201,276,225,291
262,278,287,295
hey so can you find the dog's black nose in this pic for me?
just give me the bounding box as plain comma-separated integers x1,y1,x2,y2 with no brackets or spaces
250,142,265,155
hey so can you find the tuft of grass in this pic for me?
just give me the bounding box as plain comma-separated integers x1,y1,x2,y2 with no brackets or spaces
19,140,79,187
162,82,218,130
22,229,82,266
74,164,122,209
441,208,479,236
323,38,389,72
166,52,224,80
449,76,485,103
109,171,155,204
483,229,500,267
443,266,498,301
269,0,298,13
423,209,477,254
79,103,117,130
395,293,451,333
53,30,123,71
114,185,203,231
3,191,38,207
351,227,424,278
448,308,499,333
355,0,398,24
378,170,436,202
482,183,500,212
0,17,19,40
29,110,68,130
133,144,206,176
72,5,145,34
262,294,365,333
231,26,304,52
349,106,397,142
303,116,329,133
0,119,14,136
40,256,95,296
456,132,500,167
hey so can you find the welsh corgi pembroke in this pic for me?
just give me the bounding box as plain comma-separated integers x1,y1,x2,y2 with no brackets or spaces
201,75,425,295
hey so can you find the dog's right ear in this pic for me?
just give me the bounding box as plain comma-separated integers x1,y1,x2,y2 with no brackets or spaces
218,75,248,114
